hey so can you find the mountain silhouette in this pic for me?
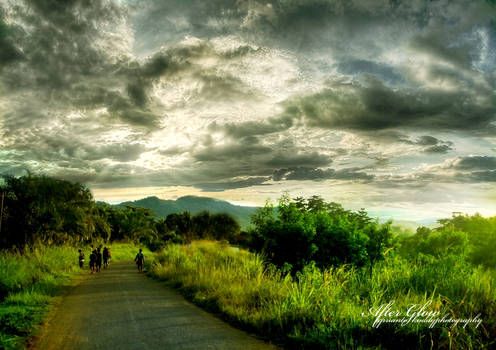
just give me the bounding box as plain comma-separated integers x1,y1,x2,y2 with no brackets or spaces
113,196,258,228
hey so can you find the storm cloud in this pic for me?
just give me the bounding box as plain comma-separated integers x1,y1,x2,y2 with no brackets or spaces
284,75,496,134
272,167,373,182
1,0,495,218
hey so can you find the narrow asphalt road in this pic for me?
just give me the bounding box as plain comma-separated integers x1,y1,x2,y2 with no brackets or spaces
31,262,278,350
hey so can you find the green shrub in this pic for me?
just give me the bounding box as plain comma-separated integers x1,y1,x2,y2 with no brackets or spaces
149,241,495,349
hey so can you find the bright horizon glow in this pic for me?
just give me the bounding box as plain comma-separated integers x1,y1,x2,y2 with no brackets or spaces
90,183,496,223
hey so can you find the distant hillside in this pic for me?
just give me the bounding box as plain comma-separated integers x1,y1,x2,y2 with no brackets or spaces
103,196,440,231
379,218,439,233
114,196,258,228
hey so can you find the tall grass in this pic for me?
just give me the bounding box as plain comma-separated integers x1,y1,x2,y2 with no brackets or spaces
105,243,151,262
148,241,496,349
0,243,148,349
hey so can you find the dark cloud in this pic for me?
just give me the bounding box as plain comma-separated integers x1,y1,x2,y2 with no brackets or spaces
193,143,272,162
416,136,439,146
265,152,332,168
272,166,373,181
407,136,454,153
451,156,496,170
121,40,260,111
179,136,336,188
0,0,164,131
194,71,258,101
357,132,454,154
2,126,147,164
159,146,189,156
467,170,496,182
118,108,161,129
381,155,496,186
209,114,294,139
424,144,452,154
195,177,270,192
0,8,24,69
285,76,496,134
1,0,123,91
90,143,147,162
133,0,495,63
121,50,189,107
409,32,476,69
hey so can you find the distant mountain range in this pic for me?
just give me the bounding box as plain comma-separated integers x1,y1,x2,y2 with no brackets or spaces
112,196,258,228
387,219,439,231
103,195,440,231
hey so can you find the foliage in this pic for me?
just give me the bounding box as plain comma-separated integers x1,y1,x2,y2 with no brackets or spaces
397,213,496,268
0,175,98,248
0,174,242,250
0,243,146,349
2,174,495,349
250,194,392,271
149,240,496,350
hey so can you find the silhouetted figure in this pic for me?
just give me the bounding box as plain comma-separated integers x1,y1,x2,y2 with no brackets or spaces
135,249,145,273
89,249,97,273
78,249,85,269
96,247,103,272
103,247,110,268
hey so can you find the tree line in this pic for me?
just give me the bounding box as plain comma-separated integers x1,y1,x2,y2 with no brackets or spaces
245,194,496,272
0,175,240,250
246,194,392,272
1,174,494,272
396,213,496,268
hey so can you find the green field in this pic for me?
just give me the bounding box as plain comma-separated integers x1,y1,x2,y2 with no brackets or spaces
1,176,495,349
148,240,495,349
0,243,149,349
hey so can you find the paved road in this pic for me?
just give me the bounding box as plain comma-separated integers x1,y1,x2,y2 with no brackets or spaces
31,262,278,350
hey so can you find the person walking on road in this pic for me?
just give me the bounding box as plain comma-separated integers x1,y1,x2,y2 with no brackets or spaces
89,249,97,273
78,249,85,269
96,247,103,272
103,246,111,269
134,249,145,273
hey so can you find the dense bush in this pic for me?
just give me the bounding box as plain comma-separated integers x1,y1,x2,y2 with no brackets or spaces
149,241,496,350
396,213,496,269
249,195,392,271
0,175,102,248
0,175,241,249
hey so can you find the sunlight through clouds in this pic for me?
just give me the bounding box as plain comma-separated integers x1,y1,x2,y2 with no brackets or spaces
1,0,495,220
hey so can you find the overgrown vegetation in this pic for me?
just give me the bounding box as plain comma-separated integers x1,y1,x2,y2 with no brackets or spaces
0,174,235,348
248,195,392,272
1,174,495,349
0,174,242,250
148,196,496,349
0,243,145,349
149,240,495,350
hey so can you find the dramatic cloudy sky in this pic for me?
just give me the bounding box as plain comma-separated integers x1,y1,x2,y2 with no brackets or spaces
1,0,496,220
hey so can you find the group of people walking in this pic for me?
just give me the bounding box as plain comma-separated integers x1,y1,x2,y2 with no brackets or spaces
78,246,145,273
78,246,111,273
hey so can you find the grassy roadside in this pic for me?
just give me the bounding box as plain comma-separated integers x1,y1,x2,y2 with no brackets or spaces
147,240,496,349
0,243,149,349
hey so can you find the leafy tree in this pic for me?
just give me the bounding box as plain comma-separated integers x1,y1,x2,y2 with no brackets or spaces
250,195,392,271
192,211,212,239
0,174,246,250
210,213,241,242
165,212,193,241
0,175,96,248
117,206,157,243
